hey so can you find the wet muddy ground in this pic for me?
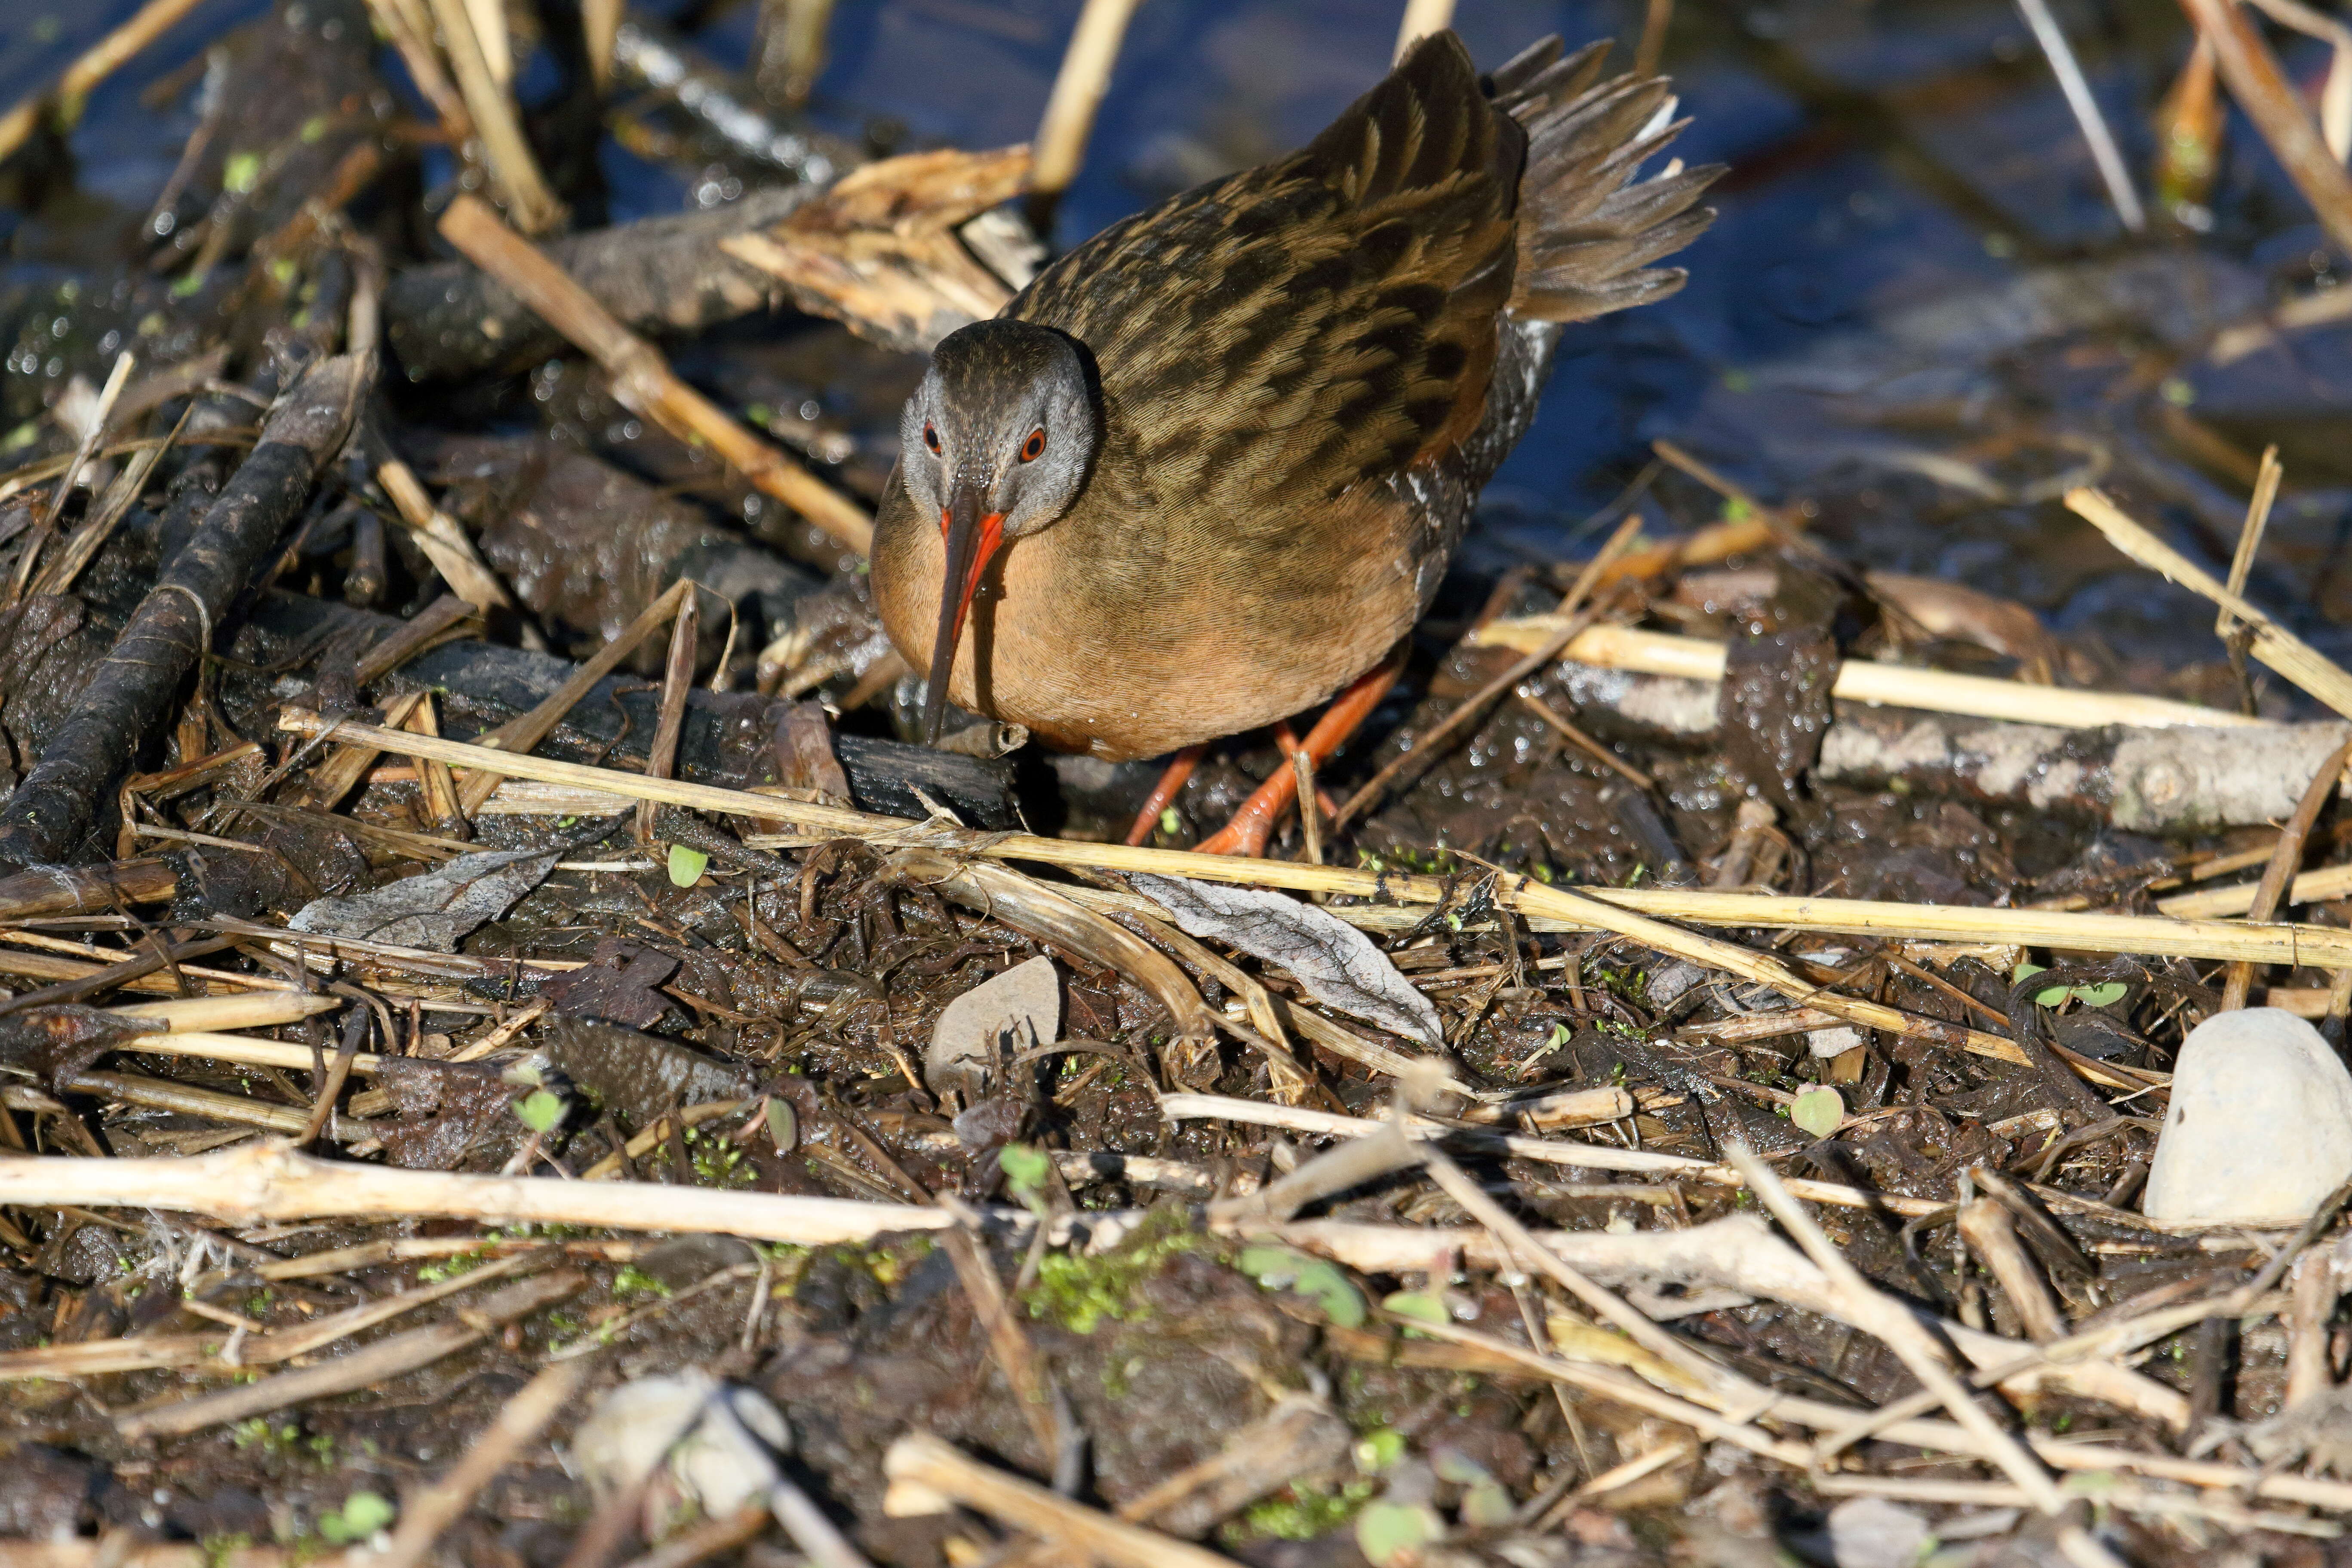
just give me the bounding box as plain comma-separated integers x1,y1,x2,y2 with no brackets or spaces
2,0,2352,1565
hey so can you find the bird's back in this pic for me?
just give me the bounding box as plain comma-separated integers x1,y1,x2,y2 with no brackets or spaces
874,32,1718,759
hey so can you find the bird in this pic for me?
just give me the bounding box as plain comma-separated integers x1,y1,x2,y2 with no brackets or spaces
872,29,1719,854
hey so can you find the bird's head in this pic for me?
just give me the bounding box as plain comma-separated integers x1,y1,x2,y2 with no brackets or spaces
898,318,1098,742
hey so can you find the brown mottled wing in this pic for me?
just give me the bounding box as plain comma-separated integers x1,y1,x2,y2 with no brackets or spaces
1008,32,1519,526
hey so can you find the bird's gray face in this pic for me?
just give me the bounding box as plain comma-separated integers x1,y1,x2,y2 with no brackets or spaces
898,319,1098,741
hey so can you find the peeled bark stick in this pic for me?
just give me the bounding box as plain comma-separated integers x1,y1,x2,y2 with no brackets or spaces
1958,1198,2068,1344
0,354,366,871
2068,485,2352,720
271,707,2352,972
435,195,873,555
1472,618,2262,731
2180,0,2352,258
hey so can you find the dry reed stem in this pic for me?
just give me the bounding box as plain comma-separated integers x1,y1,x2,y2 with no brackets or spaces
2223,732,2352,1006
367,1361,587,1568
2181,0,2352,257
422,0,565,234
1724,1147,2082,1529
2014,0,2146,231
2069,485,2352,719
1471,617,2263,729
273,706,2352,972
882,1432,1240,1568
1031,0,1145,198
0,0,212,164
374,455,517,609
437,196,873,553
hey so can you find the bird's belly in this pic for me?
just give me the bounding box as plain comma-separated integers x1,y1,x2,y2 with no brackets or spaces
876,514,1423,761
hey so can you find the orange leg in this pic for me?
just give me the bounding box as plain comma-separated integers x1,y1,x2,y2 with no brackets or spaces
1198,660,1403,857
1124,743,1205,846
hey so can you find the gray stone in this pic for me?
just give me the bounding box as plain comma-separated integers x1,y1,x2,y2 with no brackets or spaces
926,955,1060,1101
2145,1008,2352,1225
1826,1496,1932,1568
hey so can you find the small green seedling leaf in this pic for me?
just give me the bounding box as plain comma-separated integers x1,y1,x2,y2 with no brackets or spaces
318,1491,394,1544
1430,1451,1491,1486
2015,960,2127,1008
1459,1480,1515,1530
1355,1501,1440,1567
1353,1428,1406,1473
1382,1289,1449,1331
999,1144,1051,1209
1789,1085,1843,1139
1238,1245,1366,1328
764,1097,798,1153
516,1089,566,1133
223,151,262,194
1158,807,1180,836
667,843,710,887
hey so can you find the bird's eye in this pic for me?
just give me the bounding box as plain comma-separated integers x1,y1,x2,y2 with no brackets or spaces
1019,428,1046,463
922,423,941,454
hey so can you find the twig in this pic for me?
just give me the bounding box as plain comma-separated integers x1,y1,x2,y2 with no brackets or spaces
2013,0,2146,231
2221,732,2352,1007
458,577,695,814
0,0,211,164
370,440,519,611
2068,485,2352,719
371,1361,588,1568
612,1506,771,1568
2180,0,2352,257
437,195,872,554
1724,1147,2124,1564
638,584,702,845
1516,693,1653,789
12,349,134,606
1031,0,1145,205
1958,1197,2067,1342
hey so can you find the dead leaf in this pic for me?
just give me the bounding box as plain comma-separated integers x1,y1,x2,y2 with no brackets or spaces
1128,874,1443,1048
541,937,681,1030
287,844,562,951
543,1016,756,1124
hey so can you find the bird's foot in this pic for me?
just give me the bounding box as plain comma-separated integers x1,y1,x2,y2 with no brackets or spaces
1196,662,1402,857
1124,744,1207,846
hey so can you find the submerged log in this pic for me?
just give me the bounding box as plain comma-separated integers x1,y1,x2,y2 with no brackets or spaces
383,188,818,382
0,353,368,871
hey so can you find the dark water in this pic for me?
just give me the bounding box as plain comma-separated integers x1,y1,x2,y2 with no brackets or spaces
6,0,2349,686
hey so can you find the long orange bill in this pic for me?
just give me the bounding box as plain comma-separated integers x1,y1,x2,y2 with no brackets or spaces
922,484,1005,743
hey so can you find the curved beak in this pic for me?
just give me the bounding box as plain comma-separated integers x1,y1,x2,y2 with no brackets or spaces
922,480,1005,744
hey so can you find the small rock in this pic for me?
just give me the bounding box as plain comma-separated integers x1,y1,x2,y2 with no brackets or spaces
2145,1007,2352,1225
1646,959,1707,1008
1805,1024,1866,1060
572,1371,789,1539
926,955,1059,1100
1825,1496,1932,1568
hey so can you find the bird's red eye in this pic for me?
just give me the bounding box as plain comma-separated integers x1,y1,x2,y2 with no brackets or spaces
923,424,941,453
1019,428,1046,463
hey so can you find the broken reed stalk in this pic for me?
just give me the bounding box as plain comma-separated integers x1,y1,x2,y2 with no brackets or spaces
884,1432,1232,1568
2013,0,2146,231
2221,732,2352,1007
0,0,211,164
1472,616,2257,731
369,440,518,610
457,577,695,814
2067,485,2352,719
359,0,475,148
0,354,366,871
421,0,564,234
1030,0,1146,205
370,1361,587,1568
436,194,874,555
272,707,2352,973
638,584,703,844
2179,0,2352,258
12,349,134,605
